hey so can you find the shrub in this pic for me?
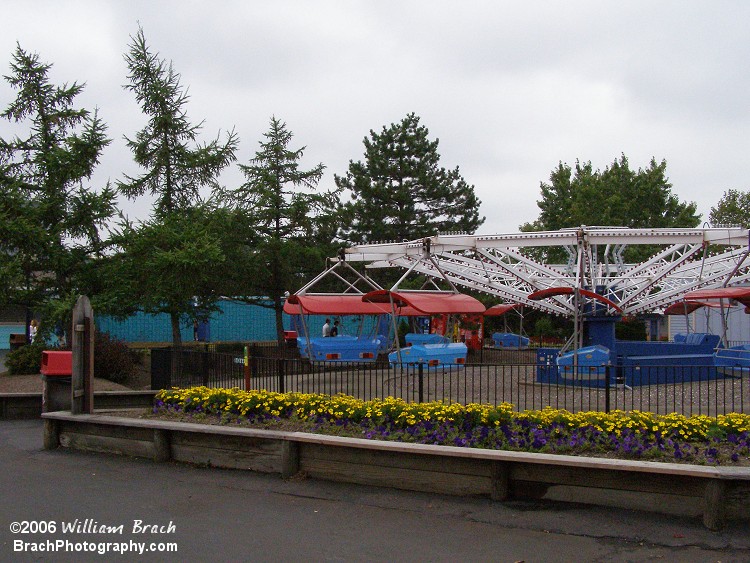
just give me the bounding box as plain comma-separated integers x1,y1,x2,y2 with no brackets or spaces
5,342,47,375
94,331,140,385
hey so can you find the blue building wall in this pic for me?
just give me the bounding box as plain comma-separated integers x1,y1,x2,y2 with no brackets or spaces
210,300,283,342
96,312,193,343
95,299,287,343
0,324,25,350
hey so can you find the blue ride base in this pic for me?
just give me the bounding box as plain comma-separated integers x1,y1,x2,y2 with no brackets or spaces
536,313,745,387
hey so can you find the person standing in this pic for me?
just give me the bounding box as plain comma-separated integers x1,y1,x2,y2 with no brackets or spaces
29,319,39,343
322,319,331,337
330,320,339,337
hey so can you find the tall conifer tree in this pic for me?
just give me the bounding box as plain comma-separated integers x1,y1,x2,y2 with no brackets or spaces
117,27,238,344
0,44,115,338
336,113,484,244
223,116,339,343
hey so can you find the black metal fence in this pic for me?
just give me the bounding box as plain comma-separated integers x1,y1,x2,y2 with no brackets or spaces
150,347,749,416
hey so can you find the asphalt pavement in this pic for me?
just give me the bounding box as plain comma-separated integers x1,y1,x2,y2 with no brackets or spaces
2,419,750,561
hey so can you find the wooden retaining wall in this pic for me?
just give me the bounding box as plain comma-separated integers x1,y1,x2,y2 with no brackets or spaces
41,411,750,531
0,391,157,420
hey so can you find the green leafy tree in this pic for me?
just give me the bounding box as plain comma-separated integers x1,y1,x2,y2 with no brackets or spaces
117,27,238,216
100,206,248,345
222,117,340,343
115,27,239,345
520,155,700,262
0,44,115,339
336,113,484,244
709,189,750,227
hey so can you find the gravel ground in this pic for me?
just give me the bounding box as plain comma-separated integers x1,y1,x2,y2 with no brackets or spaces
3,346,747,416
167,361,750,416
0,348,146,393
0,373,133,393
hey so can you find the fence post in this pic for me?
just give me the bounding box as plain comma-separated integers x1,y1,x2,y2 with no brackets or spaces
604,365,611,413
201,350,209,387
244,346,251,391
278,358,286,394
150,348,172,390
418,362,424,403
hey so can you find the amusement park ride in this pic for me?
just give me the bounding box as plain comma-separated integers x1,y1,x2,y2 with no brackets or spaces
287,226,750,380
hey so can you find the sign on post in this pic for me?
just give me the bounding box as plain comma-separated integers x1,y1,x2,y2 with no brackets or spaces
71,295,94,414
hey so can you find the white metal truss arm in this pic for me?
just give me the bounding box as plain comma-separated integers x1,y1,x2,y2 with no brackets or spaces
345,227,748,258
610,243,706,309
382,254,567,315
626,248,750,314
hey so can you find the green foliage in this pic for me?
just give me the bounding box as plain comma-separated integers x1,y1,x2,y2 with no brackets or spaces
98,206,246,343
4,332,139,383
5,342,46,375
0,43,116,323
111,27,240,345
534,316,554,338
336,113,484,244
615,318,647,341
117,27,238,216
94,331,139,385
397,319,409,347
709,189,750,228
520,155,700,262
222,117,340,343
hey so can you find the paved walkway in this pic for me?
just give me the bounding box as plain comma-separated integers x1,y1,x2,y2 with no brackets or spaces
1,419,749,562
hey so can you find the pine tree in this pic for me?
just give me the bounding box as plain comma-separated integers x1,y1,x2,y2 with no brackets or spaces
223,116,339,343
336,113,484,244
0,43,115,338
116,27,239,344
117,26,238,217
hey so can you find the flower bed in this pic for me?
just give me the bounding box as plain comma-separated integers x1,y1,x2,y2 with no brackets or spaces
154,387,750,466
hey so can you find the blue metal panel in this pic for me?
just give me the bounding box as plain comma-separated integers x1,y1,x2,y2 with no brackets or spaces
211,300,279,342
0,324,25,350
96,312,193,343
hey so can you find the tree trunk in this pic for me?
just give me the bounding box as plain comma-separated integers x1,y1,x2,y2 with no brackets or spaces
272,291,285,347
170,312,182,347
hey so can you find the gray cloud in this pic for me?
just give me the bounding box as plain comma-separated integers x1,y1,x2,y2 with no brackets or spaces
2,0,748,233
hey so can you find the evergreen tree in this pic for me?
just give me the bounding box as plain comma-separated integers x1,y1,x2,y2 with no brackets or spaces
709,189,750,227
117,26,238,216
223,116,339,344
100,206,247,333
0,44,115,339
116,27,239,344
336,113,484,244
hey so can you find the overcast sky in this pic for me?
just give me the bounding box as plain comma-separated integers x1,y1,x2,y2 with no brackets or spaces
2,1,748,235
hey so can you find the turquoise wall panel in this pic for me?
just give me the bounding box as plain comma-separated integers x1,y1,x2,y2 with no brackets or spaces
0,324,24,350
96,312,193,343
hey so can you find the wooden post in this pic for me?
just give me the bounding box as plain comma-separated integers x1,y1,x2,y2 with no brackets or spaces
243,346,250,391
71,296,94,414
703,480,726,531
281,440,300,479
43,419,59,450
490,461,510,501
153,429,171,462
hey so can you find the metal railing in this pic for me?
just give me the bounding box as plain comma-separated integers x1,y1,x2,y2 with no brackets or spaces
150,347,749,416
